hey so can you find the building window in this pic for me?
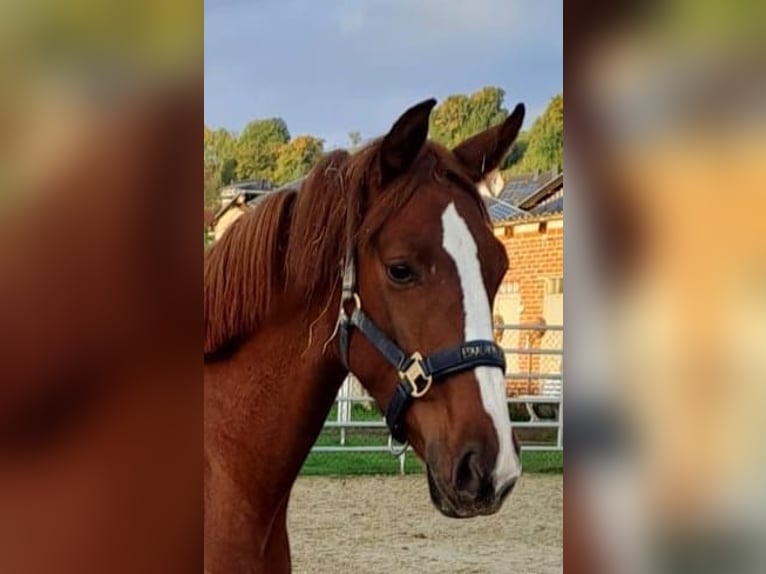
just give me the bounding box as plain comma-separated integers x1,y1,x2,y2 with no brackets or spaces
499,281,520,295
544,277,563,295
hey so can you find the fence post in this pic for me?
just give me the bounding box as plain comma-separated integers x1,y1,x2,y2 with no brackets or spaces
557,386,564,450
338,377,351,446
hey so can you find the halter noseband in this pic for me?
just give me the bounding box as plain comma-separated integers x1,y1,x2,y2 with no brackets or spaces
336,248,506,445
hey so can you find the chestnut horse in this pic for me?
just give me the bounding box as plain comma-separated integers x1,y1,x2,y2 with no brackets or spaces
204,99,525,573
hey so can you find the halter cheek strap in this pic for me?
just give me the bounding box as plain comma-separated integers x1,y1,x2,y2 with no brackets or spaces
337,251,506,445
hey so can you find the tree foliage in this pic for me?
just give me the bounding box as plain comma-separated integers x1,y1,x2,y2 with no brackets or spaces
202,89,562,209
203,118,325,206
502,130,529,170
203,127,238,208
430,86,508,149
506,94,563,175
234,118,290,182
204,163,220,210
272,135,324,185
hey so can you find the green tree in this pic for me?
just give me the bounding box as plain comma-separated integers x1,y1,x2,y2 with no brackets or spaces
204,128,236,171
430,94,471,148
204,162,220,210
204,126,238,207
234,118,290,181
508,94,563,174
272,135,325,185
502,130,529,170
430,86,509,148
464,86,509,138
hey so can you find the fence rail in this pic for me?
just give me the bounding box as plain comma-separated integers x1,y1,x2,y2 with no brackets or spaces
308,324,563,474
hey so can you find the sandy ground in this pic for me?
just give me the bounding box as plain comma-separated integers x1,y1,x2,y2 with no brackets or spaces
288,474,562,574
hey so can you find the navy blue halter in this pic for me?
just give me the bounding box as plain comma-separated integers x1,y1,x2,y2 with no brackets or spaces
336,250,506,444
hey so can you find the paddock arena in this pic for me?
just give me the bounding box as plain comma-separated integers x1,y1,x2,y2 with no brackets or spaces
288,473,562,573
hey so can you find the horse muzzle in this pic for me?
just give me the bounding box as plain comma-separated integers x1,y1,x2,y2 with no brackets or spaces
425,448,518,518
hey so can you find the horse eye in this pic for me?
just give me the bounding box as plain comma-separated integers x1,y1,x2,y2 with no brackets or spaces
386,263,415,284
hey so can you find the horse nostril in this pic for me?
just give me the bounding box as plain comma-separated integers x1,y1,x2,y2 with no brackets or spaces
453,449,484,499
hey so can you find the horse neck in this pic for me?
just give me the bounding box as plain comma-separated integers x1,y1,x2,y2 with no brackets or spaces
206,291,346,508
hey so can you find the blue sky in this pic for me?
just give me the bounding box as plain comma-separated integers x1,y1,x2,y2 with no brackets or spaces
205,0,562,149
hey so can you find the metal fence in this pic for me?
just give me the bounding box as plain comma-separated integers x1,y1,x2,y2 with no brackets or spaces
304,324,563,475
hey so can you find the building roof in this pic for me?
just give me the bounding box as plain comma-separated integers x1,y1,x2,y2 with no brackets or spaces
210,179,276,227
518,172,563,211
531,195,563,216
497,176,541,206
486,169,563,223
496,169,559,206
244,176,306,206
215,168,562,227
222,179,275,194
485,197,531,222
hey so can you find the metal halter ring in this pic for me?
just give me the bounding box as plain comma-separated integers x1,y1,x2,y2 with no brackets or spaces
399,352,433,398
387,433,409,457
349,293,362,313
339,292,362,320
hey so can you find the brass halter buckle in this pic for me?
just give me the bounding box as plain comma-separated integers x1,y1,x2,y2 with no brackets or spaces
400,352,433,398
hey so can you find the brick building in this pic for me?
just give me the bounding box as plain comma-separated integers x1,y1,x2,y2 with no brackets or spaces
484,170,563,397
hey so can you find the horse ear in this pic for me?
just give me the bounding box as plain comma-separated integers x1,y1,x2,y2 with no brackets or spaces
452,103,525,182
379,98,437,184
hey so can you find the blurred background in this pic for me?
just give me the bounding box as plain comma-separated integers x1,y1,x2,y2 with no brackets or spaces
565,1,766,572
6,0,766,572
0,1,201,573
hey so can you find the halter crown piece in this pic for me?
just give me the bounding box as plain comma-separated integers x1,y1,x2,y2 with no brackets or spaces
336,247,507,448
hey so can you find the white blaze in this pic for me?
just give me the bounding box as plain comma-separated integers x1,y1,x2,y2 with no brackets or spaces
441,202,522,492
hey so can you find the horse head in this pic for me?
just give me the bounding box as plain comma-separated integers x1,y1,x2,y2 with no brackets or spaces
343,99,525,518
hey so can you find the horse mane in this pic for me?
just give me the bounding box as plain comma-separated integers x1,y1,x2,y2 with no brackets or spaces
204,189,296,356
204,141,487,358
